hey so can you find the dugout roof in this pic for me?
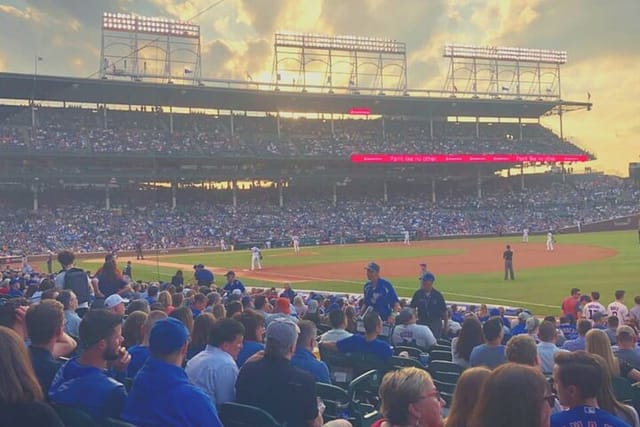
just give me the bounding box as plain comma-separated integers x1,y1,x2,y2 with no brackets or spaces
0,72,589,119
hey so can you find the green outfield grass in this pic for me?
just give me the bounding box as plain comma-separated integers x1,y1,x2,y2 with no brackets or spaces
38,230,639,317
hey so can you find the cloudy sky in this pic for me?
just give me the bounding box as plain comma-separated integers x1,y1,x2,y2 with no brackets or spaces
0,0,638,175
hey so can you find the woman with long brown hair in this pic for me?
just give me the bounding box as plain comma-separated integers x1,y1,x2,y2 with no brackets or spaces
452,316,486,368
444,367,491,427
0,326,65,426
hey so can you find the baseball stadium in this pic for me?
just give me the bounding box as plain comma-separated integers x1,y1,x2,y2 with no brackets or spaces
1,6,640,427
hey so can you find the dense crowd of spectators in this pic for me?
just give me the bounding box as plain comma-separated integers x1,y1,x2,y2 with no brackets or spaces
2,254,640,427
0,173,637,256
0,105,590,157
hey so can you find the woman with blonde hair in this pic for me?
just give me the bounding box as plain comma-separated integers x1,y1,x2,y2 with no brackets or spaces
0,326,65,426
157,290,174,314
444,367,491,427
471,363,551,427
372,367,444,427
585,328,640,382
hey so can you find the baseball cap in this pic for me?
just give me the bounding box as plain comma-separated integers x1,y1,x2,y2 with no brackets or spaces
365,262,380,272
104,294,129,309
420,272,436,282
266,318,299,348
526,316,540,332
276,297,291,315
592,312,607,321
396,308,415,325
518,311,532,321
149,318,189,355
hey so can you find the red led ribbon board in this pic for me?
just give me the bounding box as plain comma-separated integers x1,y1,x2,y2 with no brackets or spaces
350,154,590,163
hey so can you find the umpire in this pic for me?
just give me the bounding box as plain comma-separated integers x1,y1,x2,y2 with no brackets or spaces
410,273,447,339
503,244,514,280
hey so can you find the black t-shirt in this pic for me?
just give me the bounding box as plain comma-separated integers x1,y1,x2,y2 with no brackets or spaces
0,400,65,427
236,355,318,426
503,250,513,261
28,346,63,396
410,288,447,325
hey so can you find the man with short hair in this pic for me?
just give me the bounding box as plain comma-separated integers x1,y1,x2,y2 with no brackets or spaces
322,310,393,360
390,307,437,351
26,299,66,394
562,319,592,351
194,264,214,287
186,318,245,406
191,293,207,318
57,290,82,338
561,288,581,323
127,310,168,378
236,319,324,427
630,296,640,326
253,295,270,318
410,272,447,338
319,310,353,343
614,325,640,370
292,320,331,383
55,250,94,316
591,312,608,330
506,334,538,366
605,315,619,345
469,317,507,369
104,294,127,315
223,271,245,295
551,351,630,427
537,320,568,375
608,290,629,321
362,262,400,323
145,285,159,305
121,318,223,427
49,310,130,423
503,244,514,280
280,282,296,303
582,291,606,322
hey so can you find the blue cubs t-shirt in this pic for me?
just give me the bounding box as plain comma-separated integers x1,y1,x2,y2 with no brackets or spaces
551,405,631,427
363,278,399,320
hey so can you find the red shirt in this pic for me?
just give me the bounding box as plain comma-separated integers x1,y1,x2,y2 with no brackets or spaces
561,296,579,320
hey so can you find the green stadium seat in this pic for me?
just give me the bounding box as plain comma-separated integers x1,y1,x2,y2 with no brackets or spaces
393,345,425,358
389,355,426,370
316,382,353,423
429,349,453,362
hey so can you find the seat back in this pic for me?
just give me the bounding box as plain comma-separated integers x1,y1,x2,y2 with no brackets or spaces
429,360,463,384
389,355,426,370
316,382,352,423
348,369,383,415
53,405,98,427
393,345,424,359
430,350,453,362
612,376,640,405
219,402,283,427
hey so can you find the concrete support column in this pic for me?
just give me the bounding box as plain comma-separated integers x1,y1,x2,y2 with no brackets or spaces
431,179,436,204
477,171,482,199
32,185,39,211
279,183,283,207
171,181,177,209
105,185,111,210
383,180,388,203
230,112,235,137
521,163,525,190
332,183,337,207
232,180,237,208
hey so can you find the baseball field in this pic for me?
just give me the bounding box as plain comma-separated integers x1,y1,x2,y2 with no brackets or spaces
43,230,639,317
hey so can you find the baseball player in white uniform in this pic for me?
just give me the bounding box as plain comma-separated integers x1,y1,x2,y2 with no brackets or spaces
220,238,227,252
250,246,262,271
403,230,410,245
607,290,629,320
292,235,300,254
522,228,529,243
546,231,554,251
583,295,606,322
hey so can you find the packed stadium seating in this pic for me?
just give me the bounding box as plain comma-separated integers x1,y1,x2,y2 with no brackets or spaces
0,174,637,256
0,106,590,157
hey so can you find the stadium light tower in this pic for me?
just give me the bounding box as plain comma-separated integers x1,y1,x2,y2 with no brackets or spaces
100,12,202,84
272,31,408,95
442,44,567,100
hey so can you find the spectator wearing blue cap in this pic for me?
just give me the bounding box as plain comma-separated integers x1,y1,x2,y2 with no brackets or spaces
121,317,222,427
410,272,448,339
362,262,400,322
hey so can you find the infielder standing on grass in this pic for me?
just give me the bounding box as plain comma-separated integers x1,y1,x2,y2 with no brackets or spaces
292,235,300,254
546,230,555,251
250,246,262,271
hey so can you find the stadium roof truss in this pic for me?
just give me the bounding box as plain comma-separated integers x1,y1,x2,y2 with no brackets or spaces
443,44,567,101
100,12,203,84
272,32,408,95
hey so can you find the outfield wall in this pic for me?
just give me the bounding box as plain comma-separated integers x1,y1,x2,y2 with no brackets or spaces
561,213,640,233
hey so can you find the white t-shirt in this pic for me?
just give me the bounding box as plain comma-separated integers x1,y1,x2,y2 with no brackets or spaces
250,247,260,257
608,301,629,320
583,302,606,320
391,323,437,350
